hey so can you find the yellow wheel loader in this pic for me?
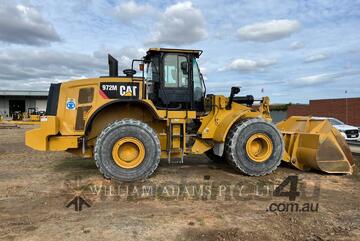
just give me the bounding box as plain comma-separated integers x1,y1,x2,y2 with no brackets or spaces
25,48,354,182
27,107,45,122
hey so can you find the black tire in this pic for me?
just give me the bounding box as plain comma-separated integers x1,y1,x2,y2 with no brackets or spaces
205,149,225,163
94,119,161,182
225,118,283,176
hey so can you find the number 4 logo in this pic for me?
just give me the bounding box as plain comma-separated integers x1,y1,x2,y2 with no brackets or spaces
273,176,300,201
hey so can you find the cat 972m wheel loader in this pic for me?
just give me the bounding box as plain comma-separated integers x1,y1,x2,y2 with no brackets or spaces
25,48,354,182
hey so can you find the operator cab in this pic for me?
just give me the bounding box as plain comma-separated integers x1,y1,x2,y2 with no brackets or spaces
143,48,206,112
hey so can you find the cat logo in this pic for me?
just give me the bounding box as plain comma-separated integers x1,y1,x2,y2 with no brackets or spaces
120,85,138,97
99,82,139,99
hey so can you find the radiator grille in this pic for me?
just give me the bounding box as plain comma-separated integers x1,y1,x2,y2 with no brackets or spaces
345,129,359,135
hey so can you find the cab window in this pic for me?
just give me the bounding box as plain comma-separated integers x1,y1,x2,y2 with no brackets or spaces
164,54,188,88
193,59,203,102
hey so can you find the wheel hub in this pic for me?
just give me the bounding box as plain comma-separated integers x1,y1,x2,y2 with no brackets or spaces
112,137,145,169
245,133,273,163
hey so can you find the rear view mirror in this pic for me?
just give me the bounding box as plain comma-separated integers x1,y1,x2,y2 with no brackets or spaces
180,61,188,74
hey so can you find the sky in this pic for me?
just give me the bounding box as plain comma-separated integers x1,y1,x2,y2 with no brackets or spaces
0,0,359,103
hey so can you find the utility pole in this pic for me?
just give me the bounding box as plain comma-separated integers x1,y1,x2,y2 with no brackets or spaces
345,90,348,124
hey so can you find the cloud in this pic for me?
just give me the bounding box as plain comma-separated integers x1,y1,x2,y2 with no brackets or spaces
290,70,360,86
304,53,329,63
0,3,61,46
293,73,332,86
207,79,283,89
289,41,304,50
146,1,207,46
0,49,104,81
94,47,145,70
220,58,277,72
114,1,155,23
237,20,300,42
0,47,145,90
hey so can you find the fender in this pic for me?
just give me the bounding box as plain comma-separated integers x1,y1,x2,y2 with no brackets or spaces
84,99,161,134
213,110,252,142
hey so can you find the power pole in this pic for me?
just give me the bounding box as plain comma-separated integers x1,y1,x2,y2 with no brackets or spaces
345,90,348,124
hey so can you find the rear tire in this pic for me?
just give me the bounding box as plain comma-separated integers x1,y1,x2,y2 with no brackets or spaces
94,119,161,182
225,118,283,176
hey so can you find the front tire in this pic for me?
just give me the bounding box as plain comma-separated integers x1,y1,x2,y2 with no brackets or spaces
225,118,283,176
94,119,161,182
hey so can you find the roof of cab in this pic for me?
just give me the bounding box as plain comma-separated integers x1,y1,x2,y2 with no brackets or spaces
146,48,203,57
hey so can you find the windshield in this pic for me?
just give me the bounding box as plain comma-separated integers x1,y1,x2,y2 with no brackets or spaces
329,118,344,125
145,62,153,81
193,59,205,101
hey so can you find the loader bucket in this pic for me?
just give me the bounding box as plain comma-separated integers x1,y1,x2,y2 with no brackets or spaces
277,116,354,174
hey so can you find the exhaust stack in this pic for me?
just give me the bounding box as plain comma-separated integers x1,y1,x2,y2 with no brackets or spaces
108,54,118,77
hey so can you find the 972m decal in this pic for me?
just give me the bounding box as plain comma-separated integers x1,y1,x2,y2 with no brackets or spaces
99,82,139,99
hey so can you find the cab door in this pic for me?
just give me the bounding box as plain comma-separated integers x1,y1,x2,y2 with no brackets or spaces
158,54,192,109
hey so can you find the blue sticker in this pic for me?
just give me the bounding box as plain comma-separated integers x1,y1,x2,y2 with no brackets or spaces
66,99,76,110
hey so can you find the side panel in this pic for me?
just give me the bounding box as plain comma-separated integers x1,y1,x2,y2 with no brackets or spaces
55,78,145,136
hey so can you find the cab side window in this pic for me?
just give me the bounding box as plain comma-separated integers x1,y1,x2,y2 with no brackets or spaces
164,54,188,88
178,56,188,87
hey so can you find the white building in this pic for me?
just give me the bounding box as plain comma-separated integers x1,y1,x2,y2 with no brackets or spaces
0,90,48,117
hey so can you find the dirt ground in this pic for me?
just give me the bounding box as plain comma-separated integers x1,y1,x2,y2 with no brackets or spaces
0,126,359,241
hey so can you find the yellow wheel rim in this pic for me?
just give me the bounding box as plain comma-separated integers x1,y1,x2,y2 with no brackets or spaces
112,137,145,169
245,133,273,163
